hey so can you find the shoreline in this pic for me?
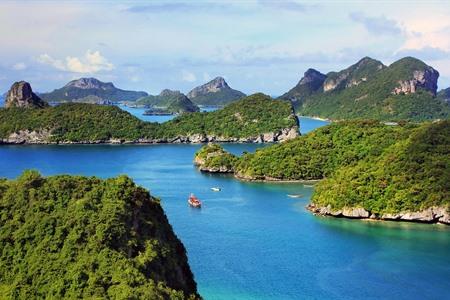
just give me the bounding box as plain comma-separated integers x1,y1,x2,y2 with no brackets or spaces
307,204,450,225
297,115,332,122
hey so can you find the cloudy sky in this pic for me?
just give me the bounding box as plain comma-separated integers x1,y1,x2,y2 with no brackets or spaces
1,0,450,95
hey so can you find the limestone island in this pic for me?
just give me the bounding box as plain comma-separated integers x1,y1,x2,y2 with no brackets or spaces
194,120,449,225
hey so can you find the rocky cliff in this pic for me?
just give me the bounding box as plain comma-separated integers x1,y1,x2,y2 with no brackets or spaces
286,56,449,121
279,68,326,103
187,76,246,106
322,57,385,92
392,68,439,95
5,81,48,108
307,204,450,225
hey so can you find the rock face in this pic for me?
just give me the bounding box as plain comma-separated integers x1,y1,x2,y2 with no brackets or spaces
5,81,48,108
307,204,450,225
279,69,327,102
65,77,114,90
0,127,299,145
392,68,439,95
323,57,384,92
188,77,229,98
187,77,246,106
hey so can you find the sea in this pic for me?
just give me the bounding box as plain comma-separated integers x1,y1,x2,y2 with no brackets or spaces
0,104,449,299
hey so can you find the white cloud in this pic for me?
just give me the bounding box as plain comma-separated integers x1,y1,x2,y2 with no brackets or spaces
37,50,114,73
181,70,196,82
12,62,27,71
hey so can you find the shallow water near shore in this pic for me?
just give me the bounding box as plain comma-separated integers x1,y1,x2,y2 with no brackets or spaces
0,118,448,299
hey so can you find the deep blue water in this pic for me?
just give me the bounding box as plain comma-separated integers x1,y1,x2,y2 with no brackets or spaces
0,119,449,299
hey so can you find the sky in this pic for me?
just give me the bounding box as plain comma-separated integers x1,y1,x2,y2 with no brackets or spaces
1,0,450,96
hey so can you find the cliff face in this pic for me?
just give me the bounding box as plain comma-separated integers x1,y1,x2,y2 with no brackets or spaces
307,204,450,225
323,57,385,92
279,68,326,103
5,81,48,108
392,68,439,95
0,127,298,144
187,77,246,106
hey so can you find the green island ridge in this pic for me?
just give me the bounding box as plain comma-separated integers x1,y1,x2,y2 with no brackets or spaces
0,171,199,299
194,120,450,224
279,57,450,121
134,89,199,114
0,93,299,144
40,78,148,103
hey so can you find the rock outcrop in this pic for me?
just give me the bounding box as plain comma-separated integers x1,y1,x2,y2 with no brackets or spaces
5,81,48,108
392,68,439,95
279,68,327,103
307,204,450,225
323,57,384,92
0,127,299,145
187,77,246,106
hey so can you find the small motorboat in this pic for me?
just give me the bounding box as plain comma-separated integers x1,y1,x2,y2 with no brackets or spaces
211,187,221,192
303,184,314,188
287,194,303,198
188,193,202,208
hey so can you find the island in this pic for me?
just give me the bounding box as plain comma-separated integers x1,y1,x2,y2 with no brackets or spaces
187,76,246,106
39,77,148,103
0,83,299,144
279,56,450,121
194,120,449,224
0,171,199,299
135,89,199,114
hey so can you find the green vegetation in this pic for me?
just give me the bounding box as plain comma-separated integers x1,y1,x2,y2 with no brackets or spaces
234,120,412,180
40,78,147,103
189,89,246,106
281,57,450,121
136,90,199,113
197,120,449,214
0,171,199,299
437,87,450,103
194,144,238,171
312,121,449,214
0,93,297,143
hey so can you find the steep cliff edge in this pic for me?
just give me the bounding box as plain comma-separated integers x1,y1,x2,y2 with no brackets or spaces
0,171,200,298
5,81,48,108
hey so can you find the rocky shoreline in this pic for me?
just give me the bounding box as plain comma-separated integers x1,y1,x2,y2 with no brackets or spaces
307,203,450,225
0,127,299,145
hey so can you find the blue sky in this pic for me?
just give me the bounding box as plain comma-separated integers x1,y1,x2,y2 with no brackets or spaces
1,0,450,95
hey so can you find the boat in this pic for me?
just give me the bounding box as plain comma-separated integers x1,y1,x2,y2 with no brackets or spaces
188,193,202,208
303,184,314,188
211,187,221,192
287,194,303,198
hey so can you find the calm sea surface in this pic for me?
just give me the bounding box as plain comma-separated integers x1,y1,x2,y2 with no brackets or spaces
0,117,449,299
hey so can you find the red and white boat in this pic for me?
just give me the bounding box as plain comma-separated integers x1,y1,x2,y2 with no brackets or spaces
188,194,202,208
188,193,202,208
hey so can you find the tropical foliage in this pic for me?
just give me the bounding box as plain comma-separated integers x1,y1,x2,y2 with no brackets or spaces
0,93,297,142
0,171,199,299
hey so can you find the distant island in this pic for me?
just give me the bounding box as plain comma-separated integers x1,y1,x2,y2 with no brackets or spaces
187,76,246,106
0,171,199,299
279,57,450,121
135,89,199,114
0,83,299,144
40,77,148,103
194,120,449,224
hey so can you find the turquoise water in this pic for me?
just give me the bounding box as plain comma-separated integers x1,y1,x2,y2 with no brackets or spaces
0,119,448,299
